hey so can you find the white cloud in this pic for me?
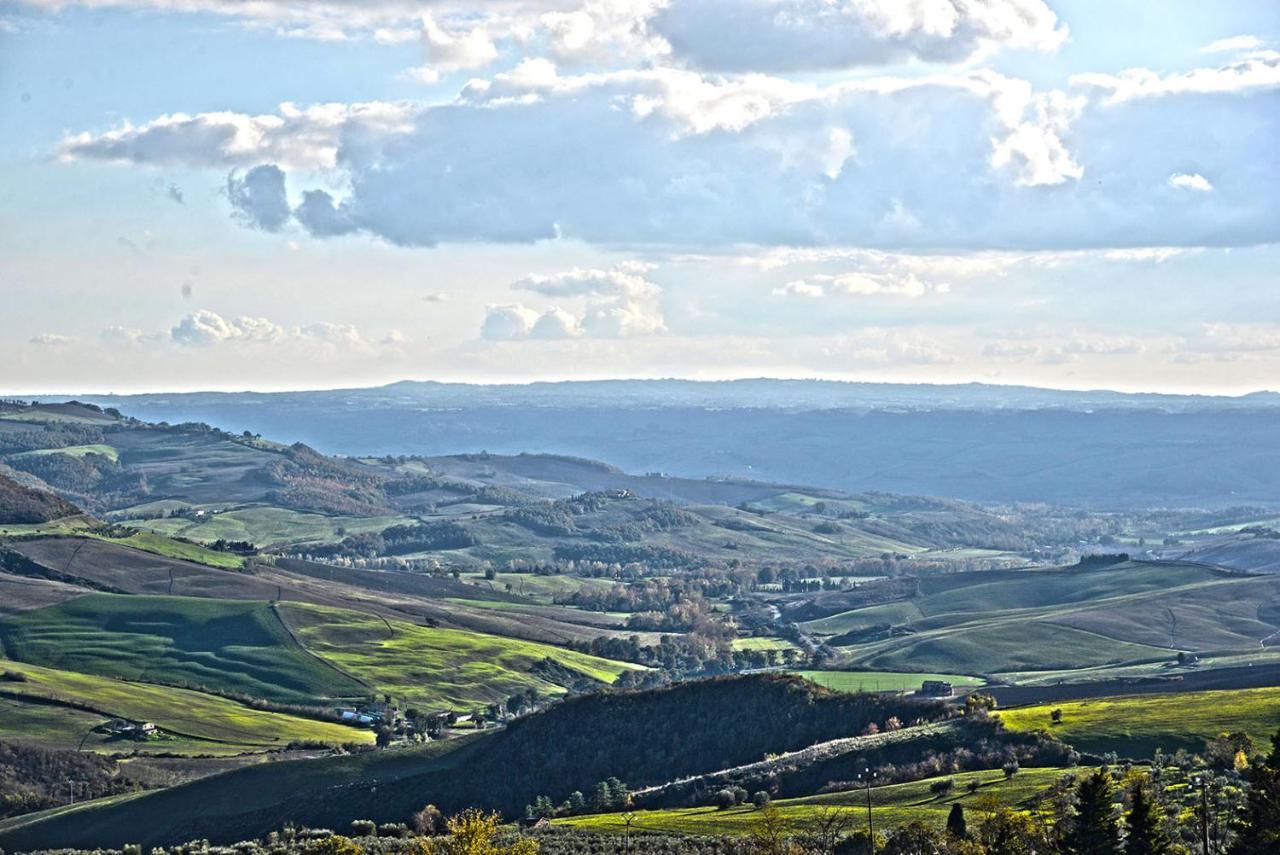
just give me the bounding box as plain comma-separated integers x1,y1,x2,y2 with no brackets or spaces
1168,172,1213,192
405,14,500,83
171,310,286,346
29,332,77,347
100,326,146,345
530,306,582,339
296,321,366,347
492,262,666,340
652,0,1067,71
821,328,958,366
774,271,946,298
422,292,451,303
55,101,417,170
480,304,542,341
1201,35,1264,54
1072,52,1280,104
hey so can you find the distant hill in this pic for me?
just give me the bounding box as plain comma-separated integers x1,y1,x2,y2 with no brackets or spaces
37,379,1280,507
0,474,81,524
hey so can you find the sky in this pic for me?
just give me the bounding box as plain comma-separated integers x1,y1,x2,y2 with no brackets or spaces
1,0,1278,395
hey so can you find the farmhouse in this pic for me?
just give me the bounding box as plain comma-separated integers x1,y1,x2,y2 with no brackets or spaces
918,680,954,697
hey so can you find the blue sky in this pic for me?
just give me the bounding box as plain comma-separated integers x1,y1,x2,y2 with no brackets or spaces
2,0,1278,394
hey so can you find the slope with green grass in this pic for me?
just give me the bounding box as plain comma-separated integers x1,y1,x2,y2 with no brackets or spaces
998,686,1280,756
0,594,369,705
557,767,1068,836
791,670,984,693
279,602,641,709
121,506,414,550
0,659,372,752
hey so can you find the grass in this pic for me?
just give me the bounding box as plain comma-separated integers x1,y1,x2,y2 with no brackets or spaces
557,767,1069,837
0,659,372,753
732,637,801,652
10,444,119,463
827,561,1280,681
458,572,617,604
91,530,246,569
998,686,1280,756
792,670,984,693
123,506,414,550
280,602,642,710
0,594,369,705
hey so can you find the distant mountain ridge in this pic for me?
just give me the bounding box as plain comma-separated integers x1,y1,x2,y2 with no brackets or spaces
21,380,1280,508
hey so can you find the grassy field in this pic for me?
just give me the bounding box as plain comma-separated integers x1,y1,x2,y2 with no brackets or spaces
793,670,984,693
92,530,246,569
123,506,414,550
999,686,1280,756
280,602,641,709
557,767,1068,837
732,637,801,653
0,594,369,705
0,658,372,752
826,562,1280,681
10,443,120,463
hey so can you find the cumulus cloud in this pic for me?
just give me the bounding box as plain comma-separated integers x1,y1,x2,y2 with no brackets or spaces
653,0,1067,72
480,304,542,341
487,263,667,340
404,14,499,83
50,40,1280,250
100,326,146,345
171,310,286,346
1168,172,1213,192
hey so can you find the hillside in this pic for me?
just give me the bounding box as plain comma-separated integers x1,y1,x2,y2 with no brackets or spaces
0,675,961,850
805,560,1280,682
50,380,1280,506
0,474,81,525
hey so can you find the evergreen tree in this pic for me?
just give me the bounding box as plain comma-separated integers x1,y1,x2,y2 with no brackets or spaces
1231,729,1280,855
946,802,967,838
1125,779,1170,855
1062,767,1120,855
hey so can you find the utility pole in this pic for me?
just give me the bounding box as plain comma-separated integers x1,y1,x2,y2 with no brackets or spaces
621,811,635,855
856,766,877,843
1192,775,1210,855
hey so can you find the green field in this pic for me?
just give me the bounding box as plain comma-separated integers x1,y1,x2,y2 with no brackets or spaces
999,686,1280,756
11,444,120,463
826,562,1280,681
0,594,369,705
0,659,372,753
92,530,246,569
280,602,641,710
557,767,1068,837
123,506,414,550
793,670,984,693
732,637,801,653
458,572,617,604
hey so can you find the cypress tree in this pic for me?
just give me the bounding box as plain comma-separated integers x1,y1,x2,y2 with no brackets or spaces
946,802,967,838
1125,779,1170,855
1063,767,1120,855
1230,729,1280,855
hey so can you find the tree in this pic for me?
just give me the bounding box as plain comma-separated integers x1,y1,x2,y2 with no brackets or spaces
1062,767,1120,855
946,803,968,838
1002,761,1020,780
714,788,737,810
1230,728,1280,855
979,808,1052,855
882,821,947,855
411,804,444,835
439,809,538,855
753,790,772,809
1124,778,1170,855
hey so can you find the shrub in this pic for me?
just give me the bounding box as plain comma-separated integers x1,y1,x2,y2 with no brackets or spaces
349,820,376,837
928,778,954,798
752,791,771,809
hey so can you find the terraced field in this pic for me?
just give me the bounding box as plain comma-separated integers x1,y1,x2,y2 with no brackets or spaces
557,767,1069,836
279,602,642,709
0,659,372,753
0,594,369,705
999,686,1280,756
